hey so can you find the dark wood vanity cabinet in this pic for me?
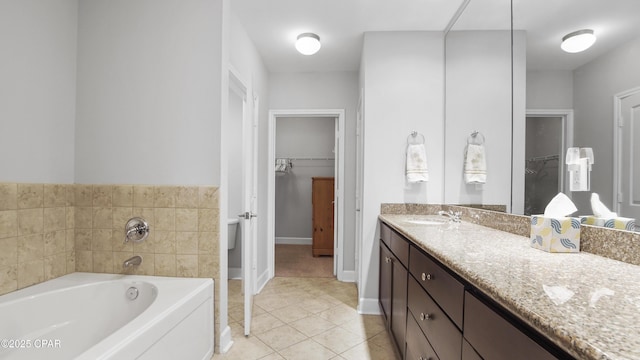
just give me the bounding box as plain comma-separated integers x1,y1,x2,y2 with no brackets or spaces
379,220,573,360
379,223,408,359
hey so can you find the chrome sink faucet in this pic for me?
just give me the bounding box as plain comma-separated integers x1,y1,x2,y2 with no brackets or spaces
438,210,462,223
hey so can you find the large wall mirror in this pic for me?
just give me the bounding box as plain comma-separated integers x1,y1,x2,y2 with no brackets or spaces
446,0,640,230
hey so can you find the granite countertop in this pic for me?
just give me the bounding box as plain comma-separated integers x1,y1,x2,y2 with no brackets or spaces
379,213,640,360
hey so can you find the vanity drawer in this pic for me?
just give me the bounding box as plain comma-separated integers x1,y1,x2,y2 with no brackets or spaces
390,230,409,266
406,310,440,360
408,276,462,360
409,245,464,328
462,339,483,360
464,292,557,360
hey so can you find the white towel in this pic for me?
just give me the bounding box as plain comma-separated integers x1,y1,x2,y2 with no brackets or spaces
275,158,289,172
406,144,429,183
464,144,486,184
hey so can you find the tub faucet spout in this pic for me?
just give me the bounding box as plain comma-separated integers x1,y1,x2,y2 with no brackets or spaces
123,255,143,268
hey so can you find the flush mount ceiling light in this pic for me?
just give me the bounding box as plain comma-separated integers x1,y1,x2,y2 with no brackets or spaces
561,29,596,53
295,33,321,55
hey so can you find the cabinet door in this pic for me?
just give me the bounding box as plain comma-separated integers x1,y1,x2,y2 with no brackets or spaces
391,258,407,358
379,244,393,322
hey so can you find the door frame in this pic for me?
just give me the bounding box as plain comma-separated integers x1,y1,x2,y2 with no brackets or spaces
267,109,346,281
524,109,574,199
613,86,640,213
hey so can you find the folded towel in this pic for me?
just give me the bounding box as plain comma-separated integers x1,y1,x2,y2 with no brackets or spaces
275,158,289,172
406,144,429,183
464,144,486,184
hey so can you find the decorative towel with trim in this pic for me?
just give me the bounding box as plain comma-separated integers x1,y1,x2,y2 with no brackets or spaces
464,144,486,184
406,144,429,183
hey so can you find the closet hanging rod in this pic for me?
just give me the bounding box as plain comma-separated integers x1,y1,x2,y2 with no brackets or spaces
526,154,560,162
287,157,335,161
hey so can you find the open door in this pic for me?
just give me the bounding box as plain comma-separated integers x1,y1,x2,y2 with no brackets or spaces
616,88,640,228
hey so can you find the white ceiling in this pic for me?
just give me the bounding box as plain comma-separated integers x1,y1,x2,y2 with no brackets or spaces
231,0,640,73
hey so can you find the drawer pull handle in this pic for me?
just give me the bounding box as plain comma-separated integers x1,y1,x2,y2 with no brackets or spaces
421,273,432,281
420,312,432,321
418,356,432,360
385,257,391,263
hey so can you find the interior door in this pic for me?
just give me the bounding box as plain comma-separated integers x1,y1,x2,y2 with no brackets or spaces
618,90,640,228
355,95,363,287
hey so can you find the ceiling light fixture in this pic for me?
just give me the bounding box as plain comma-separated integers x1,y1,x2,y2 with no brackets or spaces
295,33,321,55
561,29,596,53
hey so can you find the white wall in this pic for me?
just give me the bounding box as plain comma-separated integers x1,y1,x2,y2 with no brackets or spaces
75,0,223,185
269,71,359,273
0,0,78,183
572,36,640,213
275,117,335,239
526,70,573,109
359,31,445,312
444,30,513,208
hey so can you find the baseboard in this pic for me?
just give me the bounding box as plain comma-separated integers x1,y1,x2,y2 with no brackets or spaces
338,270,356,283
256,268,270,293
357,297,382,315
219,325,233,353
275,237,312,245
228,267,242,280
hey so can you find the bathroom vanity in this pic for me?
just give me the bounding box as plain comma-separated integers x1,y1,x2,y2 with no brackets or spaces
379,212,640,360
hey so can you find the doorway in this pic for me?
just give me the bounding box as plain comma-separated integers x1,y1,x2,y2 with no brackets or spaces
614,87,640,228
524,110,573,215
267,109,346,284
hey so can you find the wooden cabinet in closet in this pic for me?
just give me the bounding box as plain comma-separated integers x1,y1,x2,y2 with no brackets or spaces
311,177,334,256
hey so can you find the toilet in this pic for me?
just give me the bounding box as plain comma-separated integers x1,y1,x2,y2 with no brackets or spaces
227,218,239,250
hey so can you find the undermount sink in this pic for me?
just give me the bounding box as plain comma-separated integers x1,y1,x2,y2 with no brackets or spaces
403,219,447,225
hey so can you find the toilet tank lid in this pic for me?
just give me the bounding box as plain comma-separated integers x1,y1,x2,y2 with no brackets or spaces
228,218,240,225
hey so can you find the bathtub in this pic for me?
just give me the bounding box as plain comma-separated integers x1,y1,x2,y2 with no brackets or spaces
0,273,214,360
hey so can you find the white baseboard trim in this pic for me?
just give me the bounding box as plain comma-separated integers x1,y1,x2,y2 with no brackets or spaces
357,297,382,315
219,325,233,353
228,267,242,280
256,268,270,293
338,270,356,283
275,237,312,245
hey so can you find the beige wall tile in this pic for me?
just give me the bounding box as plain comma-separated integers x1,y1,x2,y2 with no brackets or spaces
198,209,217,232
75,207,93,229
17,184,43,209
198,232,215,254
18,234,43,263
155,253,176,276
112,229,133,252
198,187,218,209
176,232,198,254
133,253,154,275
92,185,112,207
44,207,66,232
75,185,93,207
198,254,216,278
112,185,133,207
0,210,18,239
66,206,75,229
66,251,75,273
76,250,92,272
176,209,198,231
74,229,92,251
132,208,154,229
133,231,155,253
92,229,113,251
44,184,66,207
0,237,17,267
93,251,114,273
176,186,198,208
177,254,198,277
65,184,75,206
113,251,135,274
44,253,66,280
133,186,155,207
0,183,17,210
155,208,175,231
0,265,17,295
17,259,44,288
66,230,75,252
155,231,176,254
112,207,133,229
44,230,66,256
154,186,176,208
18,209,43,236
92,207,113,229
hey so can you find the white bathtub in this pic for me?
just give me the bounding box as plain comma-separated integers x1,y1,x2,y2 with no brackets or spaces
0,273,214,360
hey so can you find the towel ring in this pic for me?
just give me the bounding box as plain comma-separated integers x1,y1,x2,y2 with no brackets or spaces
467,131,485,145
407,131,425,145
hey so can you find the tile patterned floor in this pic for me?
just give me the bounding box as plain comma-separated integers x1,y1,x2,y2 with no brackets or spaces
212,277,397,360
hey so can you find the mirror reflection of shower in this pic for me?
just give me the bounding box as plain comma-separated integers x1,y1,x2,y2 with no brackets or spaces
524,116,563,215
